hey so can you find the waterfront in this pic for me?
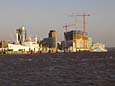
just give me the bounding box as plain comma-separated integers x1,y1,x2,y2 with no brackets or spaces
0,51,115,86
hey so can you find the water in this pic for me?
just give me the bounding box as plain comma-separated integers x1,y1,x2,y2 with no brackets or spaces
0,52,115,86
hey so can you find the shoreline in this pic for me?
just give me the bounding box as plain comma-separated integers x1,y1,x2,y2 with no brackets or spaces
0,51,114,59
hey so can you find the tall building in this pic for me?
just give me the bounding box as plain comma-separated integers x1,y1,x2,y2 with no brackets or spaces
16,26,27,44
48,30,57,48
49,30,56,38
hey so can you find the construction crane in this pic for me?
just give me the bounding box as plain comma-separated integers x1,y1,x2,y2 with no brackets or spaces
69,13,90,48
76,14,90,33
63,23,75,32
70,13,90,33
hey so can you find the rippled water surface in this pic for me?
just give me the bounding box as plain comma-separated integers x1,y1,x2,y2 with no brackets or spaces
0,52,115,86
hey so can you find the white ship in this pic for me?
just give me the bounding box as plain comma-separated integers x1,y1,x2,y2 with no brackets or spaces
7,26,40,52
91,43,108,52
91,48,108,52
8,37,40,52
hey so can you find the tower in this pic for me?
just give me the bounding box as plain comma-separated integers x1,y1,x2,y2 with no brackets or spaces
16,26,27,44
48,30,57,49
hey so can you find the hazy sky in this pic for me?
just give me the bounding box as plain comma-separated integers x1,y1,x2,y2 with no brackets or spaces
0,0,115,47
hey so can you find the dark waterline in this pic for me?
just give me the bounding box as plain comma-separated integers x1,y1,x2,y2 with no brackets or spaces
0,51,115,86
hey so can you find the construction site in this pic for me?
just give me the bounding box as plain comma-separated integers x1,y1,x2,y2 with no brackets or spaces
61,13,106,52
61,14,91,52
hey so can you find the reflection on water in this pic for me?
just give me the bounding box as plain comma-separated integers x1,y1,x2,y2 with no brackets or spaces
0,52,115,86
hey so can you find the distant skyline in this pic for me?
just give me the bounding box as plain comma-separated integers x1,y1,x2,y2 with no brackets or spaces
0,0,115,47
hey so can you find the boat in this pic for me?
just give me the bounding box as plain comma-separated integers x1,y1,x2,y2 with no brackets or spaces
7,37,40,52
90,43,108,52
91,48,108,52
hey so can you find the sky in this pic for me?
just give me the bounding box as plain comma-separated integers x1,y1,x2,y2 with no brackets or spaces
0,0,115,47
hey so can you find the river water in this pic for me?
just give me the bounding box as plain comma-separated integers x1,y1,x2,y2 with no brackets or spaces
0,52,115,86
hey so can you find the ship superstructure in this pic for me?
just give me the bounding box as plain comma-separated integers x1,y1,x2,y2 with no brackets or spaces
16,26,27,44
7,26,40,52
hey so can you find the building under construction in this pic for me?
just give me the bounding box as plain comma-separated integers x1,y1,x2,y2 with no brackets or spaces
63,13,93,52
64,30,92,52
